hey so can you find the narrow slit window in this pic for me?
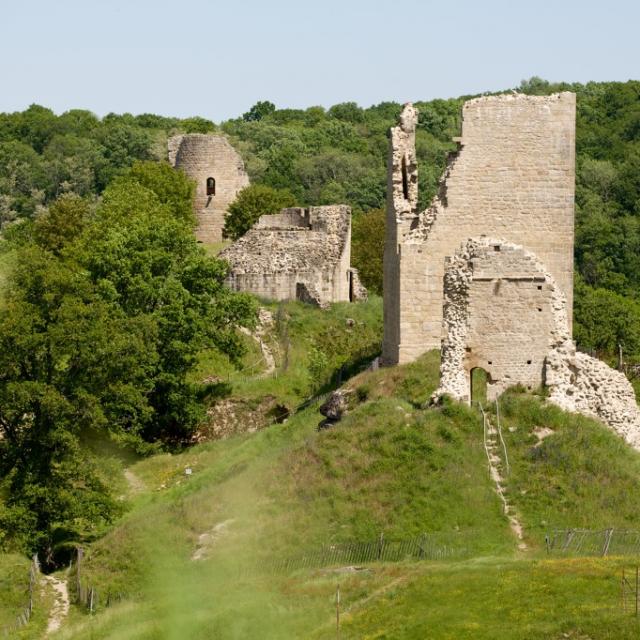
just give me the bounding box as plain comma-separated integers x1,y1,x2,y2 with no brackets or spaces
401,156,410,201
206,177,216,196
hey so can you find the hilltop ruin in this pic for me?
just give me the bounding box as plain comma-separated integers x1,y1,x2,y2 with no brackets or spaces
382,94,640,444
168,134,249,243
220,205,367,307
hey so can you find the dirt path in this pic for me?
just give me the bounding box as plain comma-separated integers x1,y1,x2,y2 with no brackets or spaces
240,308,275,377
481,409,526,550
43,574,69,635
124,468,145,494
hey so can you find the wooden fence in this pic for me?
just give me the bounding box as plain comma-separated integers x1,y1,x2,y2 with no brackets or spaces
546,528,640,557
72,548,125,614
1,555,39,637
258,532,471,574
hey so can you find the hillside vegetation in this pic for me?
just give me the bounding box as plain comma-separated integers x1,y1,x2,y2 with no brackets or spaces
1,80,640,638
41,341,640,639
1,79,640,358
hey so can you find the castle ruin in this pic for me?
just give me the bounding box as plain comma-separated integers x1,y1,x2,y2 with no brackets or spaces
220,205,367,307
382,94,576,365
168,134,249,243
382,94,640,444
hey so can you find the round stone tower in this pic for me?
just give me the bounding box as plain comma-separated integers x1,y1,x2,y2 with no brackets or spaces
168,134,250,243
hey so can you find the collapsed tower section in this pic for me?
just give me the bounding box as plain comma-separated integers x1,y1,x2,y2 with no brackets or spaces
382,93,576,365
168,134,249,243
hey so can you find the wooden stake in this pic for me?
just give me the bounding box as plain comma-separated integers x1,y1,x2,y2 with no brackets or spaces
336,583,340,639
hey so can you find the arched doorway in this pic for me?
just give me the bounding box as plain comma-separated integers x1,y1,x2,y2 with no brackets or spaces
206,177,216,196
470,367,488,406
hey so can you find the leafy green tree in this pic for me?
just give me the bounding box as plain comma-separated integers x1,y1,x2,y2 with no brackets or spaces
180,116,216,133
224,184,296,240
73,166,256,441
574,278,640,356
242,101,276,122
0,247,157,560
34,193,90,255
351,208,385,294
127,160,196,224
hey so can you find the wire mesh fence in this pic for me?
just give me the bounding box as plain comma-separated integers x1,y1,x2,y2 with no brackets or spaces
546,529,640,557
1,555,39,637
71,547,126,615
256,532,472,574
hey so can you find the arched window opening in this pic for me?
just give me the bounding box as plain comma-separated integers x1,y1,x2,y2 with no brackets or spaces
470,367,488,406
206,177,216,196
401,156,410,201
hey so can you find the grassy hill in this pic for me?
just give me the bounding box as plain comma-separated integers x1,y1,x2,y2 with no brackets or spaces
36,307,640,638
2,284,640,638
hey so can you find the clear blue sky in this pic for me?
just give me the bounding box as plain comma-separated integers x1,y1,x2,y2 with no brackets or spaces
2,0,638,122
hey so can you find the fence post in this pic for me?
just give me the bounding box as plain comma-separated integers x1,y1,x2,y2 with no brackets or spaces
602,528,614,557
335,583,340,640
377,533,384,561
76,547,83,604
636,566,638,618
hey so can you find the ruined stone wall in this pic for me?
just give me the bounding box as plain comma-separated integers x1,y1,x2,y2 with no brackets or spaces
436,238,569,403
383,93,576,365
435,238,640,449
382,105,419,365
546,341,640,449
221,205,359,306
168,134,249,243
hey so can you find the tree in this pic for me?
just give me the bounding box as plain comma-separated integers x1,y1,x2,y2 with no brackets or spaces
242,101,276,122
73,165,257,441
180,116,216,133
574,278,640,356
0,247,157,561
351,208,385,294
0,163,257,559
224,184,296,240
34,193,90,255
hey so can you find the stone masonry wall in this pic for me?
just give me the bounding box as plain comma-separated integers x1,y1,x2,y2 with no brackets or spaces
435,238,640,448
221,205,359,306
168,134,249,243
382,93,576,365
436,238,569,403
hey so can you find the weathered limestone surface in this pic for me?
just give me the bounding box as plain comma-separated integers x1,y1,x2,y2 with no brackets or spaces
168,134,249,243
434,238,640,447
220,206,366,306
435,238,570,403
546,343,640,449
383,93,576,365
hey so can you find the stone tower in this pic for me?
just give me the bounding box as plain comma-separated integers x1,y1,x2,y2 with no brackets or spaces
382,93,576,365
168,134,250,243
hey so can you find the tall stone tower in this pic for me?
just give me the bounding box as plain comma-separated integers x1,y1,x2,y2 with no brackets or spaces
382,93,576,365
168,134,249,243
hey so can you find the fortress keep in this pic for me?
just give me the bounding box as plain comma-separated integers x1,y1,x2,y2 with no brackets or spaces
382,94,640,444
168,134,249,243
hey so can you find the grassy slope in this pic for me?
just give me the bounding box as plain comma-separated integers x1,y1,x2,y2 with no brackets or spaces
56,332,640,639
4,294,640,638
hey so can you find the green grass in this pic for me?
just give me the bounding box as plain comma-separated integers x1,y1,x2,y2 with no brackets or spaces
194,296,384,420
337,557,640,639
0,555,49,639
489,391,640,544
7,297,640,638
